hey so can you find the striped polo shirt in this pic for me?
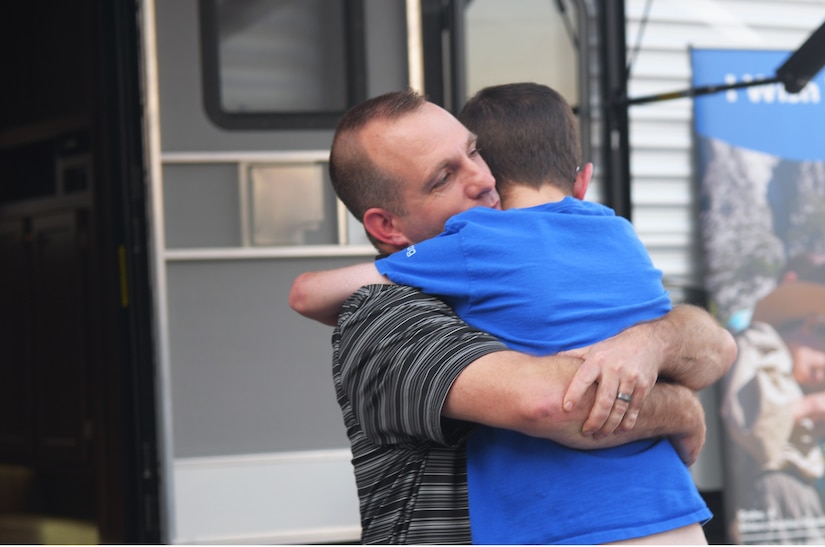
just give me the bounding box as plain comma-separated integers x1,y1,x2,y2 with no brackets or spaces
333,284,507,544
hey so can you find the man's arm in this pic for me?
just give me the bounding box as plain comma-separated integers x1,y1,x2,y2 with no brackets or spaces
290,262,390,325
561,304,737,437
647,303,738,388
339,286,710,464
295,265,736,434
443,349,707,465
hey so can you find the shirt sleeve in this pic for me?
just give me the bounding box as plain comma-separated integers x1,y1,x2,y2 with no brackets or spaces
334,284,507,447
375,231,471,306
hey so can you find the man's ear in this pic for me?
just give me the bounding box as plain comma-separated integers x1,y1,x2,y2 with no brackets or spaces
572,162,593,200
363,207,410,249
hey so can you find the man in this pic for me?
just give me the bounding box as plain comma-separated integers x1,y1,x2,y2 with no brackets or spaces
292,89,736,543
721,253,825,544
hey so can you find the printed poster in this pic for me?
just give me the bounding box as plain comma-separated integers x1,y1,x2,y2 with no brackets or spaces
693,48,825,544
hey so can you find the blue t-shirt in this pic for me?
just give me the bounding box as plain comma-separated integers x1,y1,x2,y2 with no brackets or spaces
376,198,711,544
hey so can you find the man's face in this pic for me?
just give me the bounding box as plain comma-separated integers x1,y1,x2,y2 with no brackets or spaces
363,102,500,246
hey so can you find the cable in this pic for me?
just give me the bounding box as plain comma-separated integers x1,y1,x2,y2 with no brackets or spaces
553,0,579,50
625,0,653,81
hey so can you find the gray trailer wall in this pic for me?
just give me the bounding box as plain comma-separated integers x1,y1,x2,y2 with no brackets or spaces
145,0,408,542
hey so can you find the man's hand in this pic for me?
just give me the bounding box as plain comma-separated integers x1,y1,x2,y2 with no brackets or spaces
561,326,660,438
656,383,706,466
561,304,736,438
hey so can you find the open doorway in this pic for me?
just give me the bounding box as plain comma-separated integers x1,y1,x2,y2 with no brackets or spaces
0,1,159,543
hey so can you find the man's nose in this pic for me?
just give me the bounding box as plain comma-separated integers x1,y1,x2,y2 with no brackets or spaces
465,163,497,201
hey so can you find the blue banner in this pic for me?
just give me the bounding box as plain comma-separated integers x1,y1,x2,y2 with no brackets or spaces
694,48,825,545
691,48,825,162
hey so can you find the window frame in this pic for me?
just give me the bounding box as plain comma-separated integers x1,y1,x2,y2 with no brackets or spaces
197,0,368,130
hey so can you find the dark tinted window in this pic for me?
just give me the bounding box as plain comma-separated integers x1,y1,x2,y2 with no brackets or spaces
199,0,366,130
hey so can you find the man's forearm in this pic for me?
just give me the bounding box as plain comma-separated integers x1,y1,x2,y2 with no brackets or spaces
444,351,706,464
647,304,737,390
344,286,711,464
625,381,706,464
560,381,705,465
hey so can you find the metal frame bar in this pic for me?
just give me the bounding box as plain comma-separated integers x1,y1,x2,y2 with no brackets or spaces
138,0,175,542
597,0,632,220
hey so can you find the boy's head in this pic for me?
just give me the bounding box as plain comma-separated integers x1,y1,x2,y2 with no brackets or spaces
458,82,581,200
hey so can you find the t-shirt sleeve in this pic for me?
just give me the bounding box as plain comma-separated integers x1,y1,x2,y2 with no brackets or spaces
335,284,507,447
375,231,471,305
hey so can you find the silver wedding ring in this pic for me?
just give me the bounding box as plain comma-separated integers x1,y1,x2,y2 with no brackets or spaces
616,392,632,403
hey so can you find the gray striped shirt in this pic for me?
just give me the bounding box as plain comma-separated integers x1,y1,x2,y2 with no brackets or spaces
333,284,507,544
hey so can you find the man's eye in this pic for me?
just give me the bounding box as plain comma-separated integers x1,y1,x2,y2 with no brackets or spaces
470,147,482,157
435,172,452,187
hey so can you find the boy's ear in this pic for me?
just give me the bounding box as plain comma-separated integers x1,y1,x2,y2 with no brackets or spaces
363,207,410,249
572,162,593,200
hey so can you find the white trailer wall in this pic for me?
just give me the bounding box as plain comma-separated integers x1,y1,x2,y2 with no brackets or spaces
622,0,825,490
625,0,824,289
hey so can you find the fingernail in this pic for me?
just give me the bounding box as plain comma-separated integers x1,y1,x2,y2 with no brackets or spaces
564,400,573,411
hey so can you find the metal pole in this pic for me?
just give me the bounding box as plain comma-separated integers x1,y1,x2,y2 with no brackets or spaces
597,0,632,220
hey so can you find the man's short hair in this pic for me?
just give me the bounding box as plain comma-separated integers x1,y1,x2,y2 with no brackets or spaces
329,89,427,224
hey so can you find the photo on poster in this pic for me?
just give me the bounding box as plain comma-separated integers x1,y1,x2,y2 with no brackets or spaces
693,47,825,544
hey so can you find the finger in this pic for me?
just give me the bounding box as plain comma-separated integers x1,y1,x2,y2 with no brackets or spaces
616,390,633,405
563,360,601,411
615,390,639,431
582,378,621,435
617,384,651,431
594,385,642,437
620,406,640,431
592,392,631,438
671,431,702,466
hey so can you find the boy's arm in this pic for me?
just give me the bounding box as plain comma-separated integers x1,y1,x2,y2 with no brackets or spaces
290,262,391,326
